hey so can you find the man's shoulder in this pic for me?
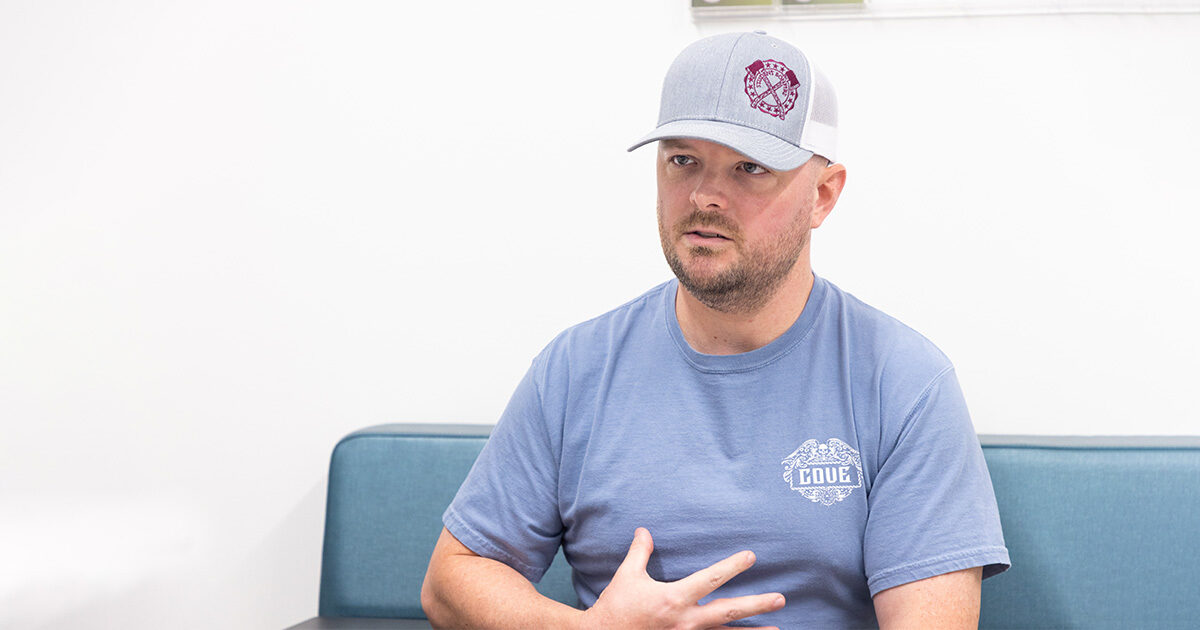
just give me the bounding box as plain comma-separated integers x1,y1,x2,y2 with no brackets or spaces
531,280,673,366
821,277,954,377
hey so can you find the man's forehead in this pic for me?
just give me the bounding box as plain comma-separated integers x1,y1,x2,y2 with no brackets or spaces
658,138,816,173
659,139,694,150
659,138,750,159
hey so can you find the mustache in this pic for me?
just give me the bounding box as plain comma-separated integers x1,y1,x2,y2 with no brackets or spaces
676,210,740,238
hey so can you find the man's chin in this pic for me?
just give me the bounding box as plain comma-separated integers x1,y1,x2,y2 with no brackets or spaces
675,263,733,287
662,245,744,297
678,243,737,268
674,265,744,296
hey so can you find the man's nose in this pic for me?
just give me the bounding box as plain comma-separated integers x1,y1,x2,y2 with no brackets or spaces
689,169,730,211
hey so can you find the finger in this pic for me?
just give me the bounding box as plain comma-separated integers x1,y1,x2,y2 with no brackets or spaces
615,527,654,577
694,592,785,628
677,549,757,599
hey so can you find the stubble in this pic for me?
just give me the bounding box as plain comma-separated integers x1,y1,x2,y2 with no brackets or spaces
658,204,810,314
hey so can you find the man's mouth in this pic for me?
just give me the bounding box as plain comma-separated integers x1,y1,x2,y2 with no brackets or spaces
686,229,730,241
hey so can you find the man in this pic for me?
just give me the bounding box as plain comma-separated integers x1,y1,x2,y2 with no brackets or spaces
422,32,1009,629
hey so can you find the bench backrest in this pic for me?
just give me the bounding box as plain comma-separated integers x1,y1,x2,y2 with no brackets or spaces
318,425,1200,629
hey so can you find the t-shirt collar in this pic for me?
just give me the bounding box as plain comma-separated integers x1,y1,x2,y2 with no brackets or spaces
664,273,829,373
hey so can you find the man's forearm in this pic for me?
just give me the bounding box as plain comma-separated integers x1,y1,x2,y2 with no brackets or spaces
421,528,583,629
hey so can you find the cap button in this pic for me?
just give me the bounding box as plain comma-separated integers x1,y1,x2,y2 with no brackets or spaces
754,29,767,35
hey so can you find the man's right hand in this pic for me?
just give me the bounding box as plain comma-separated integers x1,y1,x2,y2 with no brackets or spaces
580,527,785,630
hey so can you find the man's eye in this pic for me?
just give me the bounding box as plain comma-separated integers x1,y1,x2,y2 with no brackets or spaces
670,155,694,166
740,162,768,174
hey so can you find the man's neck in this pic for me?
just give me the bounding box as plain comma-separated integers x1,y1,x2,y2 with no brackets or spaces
674,265,816,356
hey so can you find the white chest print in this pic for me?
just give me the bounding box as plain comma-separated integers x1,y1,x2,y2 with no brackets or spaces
781,438,864,506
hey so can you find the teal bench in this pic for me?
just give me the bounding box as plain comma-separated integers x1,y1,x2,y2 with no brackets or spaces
289,425,1200,629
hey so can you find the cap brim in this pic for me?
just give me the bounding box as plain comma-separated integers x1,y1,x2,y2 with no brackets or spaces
627,120,813,172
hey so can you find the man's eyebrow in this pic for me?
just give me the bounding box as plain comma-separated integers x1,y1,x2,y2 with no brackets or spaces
660,139,693,150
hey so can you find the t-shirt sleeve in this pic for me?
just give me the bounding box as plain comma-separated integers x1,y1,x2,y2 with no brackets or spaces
863,367,1010,596
442,357,564,583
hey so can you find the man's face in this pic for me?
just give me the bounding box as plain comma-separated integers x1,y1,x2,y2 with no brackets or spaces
656,138,821,314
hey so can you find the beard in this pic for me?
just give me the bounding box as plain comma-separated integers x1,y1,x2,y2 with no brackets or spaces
658,206,809,314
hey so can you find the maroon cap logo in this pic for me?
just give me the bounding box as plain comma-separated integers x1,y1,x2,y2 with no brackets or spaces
744,59,800,121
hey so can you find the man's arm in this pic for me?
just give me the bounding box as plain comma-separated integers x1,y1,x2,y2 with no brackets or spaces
421,527,786,630
421,528,581,629
872,567,983,630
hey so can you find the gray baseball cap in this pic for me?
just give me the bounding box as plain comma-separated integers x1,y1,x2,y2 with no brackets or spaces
628,31,838,171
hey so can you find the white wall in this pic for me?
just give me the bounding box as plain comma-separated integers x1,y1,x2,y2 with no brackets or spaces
2,2,1197,628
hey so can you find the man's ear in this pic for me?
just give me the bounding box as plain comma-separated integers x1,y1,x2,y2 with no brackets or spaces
810,163,846,230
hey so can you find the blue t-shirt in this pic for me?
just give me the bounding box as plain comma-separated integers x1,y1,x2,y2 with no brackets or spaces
445,275,1009,628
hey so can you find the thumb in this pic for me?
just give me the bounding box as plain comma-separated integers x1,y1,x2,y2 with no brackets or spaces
616,527,654,576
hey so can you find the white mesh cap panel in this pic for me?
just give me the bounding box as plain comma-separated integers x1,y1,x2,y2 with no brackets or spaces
800,65,839,163
809,66,838,128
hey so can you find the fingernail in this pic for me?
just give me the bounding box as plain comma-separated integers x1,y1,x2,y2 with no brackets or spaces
773,595,785,608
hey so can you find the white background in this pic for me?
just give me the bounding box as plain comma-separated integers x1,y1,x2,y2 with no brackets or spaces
2,1,1198,628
